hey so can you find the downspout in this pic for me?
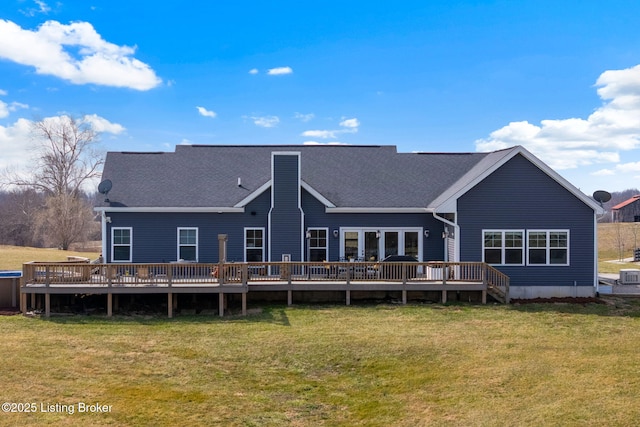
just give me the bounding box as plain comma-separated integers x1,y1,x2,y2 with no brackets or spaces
432,212,460,262
101,210,108,263
594,211,599,295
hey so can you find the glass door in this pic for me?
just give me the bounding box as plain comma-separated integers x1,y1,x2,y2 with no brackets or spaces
404,231,419,259
364,231,379,261
384,231,399,258
344,231,359,261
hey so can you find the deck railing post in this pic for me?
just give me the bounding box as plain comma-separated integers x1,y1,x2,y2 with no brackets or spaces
442,263,447,286
402,263,407,285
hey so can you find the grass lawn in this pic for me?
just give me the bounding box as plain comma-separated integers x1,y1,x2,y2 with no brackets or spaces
0,245,100,270
2,227,640,425
2,302,640,426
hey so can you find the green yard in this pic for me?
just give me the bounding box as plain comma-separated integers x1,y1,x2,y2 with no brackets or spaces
2,301,640,426
3,227,640,426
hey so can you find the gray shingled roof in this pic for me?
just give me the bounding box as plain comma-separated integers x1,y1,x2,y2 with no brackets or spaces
99,145,495,208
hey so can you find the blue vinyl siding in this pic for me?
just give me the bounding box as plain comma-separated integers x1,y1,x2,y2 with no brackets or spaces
105,191,270,263
302,190,444,261
458,154,594,288
270,154,303,261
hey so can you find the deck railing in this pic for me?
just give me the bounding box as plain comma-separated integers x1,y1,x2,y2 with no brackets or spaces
23,260,509,293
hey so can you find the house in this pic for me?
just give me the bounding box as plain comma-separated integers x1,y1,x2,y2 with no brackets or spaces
611,195,640,222
94,144,603,300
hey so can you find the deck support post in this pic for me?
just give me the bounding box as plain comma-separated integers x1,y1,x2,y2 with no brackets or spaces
287,289,292,306
242,292,247,315
402,289,407,304
482,290,487,304
107,293,112,317
346,289,351,306
45,293,50,317
20,292,26,313
168,293,173,318
219,293,224,317
442,290,447,304
31,293,35,310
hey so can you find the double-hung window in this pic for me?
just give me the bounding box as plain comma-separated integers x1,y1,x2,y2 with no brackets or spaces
245,228,264,262
528,230,569,265
178,227,198,261
112,227,132,262
483,230,524,265
307,228,328,261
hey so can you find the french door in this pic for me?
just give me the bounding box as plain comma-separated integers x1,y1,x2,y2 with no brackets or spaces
340,228,422,261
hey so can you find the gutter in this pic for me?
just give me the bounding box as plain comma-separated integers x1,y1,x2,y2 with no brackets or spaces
432,211,460,263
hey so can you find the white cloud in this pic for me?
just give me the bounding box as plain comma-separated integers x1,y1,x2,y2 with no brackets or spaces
81,114,125,134
0,118,35,174
20,0,51,16
267,66,293,75
339,118,360,129
302,130,336,139
303,141,347,146
0,101,29,118
476,64,640,171
0,89,7,96
196,106,217,118
0,19,161,90
0,114,125,188
0,102,7,118
247,115,279,128
294,112,314,122
249,68,259,75
301,117,360,140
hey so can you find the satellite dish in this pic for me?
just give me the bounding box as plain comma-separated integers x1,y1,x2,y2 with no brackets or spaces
593,190,611,204
98,179,112,202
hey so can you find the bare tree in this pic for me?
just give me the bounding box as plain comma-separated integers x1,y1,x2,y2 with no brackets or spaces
2,115,104,249
0,189,44,246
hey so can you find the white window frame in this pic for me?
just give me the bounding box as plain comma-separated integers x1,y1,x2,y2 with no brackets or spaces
482,230,525,266
111,227,132,263
244,227,265,262
526,230,570,266
177,227,199,262
307,227,329,261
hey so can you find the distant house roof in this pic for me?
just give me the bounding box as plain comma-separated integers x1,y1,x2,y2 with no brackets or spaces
98,144,602,213
612,195,640,210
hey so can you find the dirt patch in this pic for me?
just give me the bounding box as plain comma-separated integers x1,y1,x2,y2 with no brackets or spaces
510,297,606,305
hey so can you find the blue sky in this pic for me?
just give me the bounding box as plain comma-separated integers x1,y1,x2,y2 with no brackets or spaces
2,0,640,194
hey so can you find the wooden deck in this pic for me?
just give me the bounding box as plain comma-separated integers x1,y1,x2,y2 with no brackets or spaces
20,261,510,317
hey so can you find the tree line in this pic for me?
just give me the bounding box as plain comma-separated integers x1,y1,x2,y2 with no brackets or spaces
1,116,103,250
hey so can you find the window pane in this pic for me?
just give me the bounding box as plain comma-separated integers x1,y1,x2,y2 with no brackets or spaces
550,232,567,248
529,249,547,264
113,246,130,261
529,232,547,248
113,229,130,245
550,249,567,264
505,249,523,264
384,232,398,257
484,232,502,248
505,232,522,248
247,248,263,262
485,249,502,264
344,232,358,260
179,229,196,245
179,246,196,261
310,248,326,262
405,232,419,259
